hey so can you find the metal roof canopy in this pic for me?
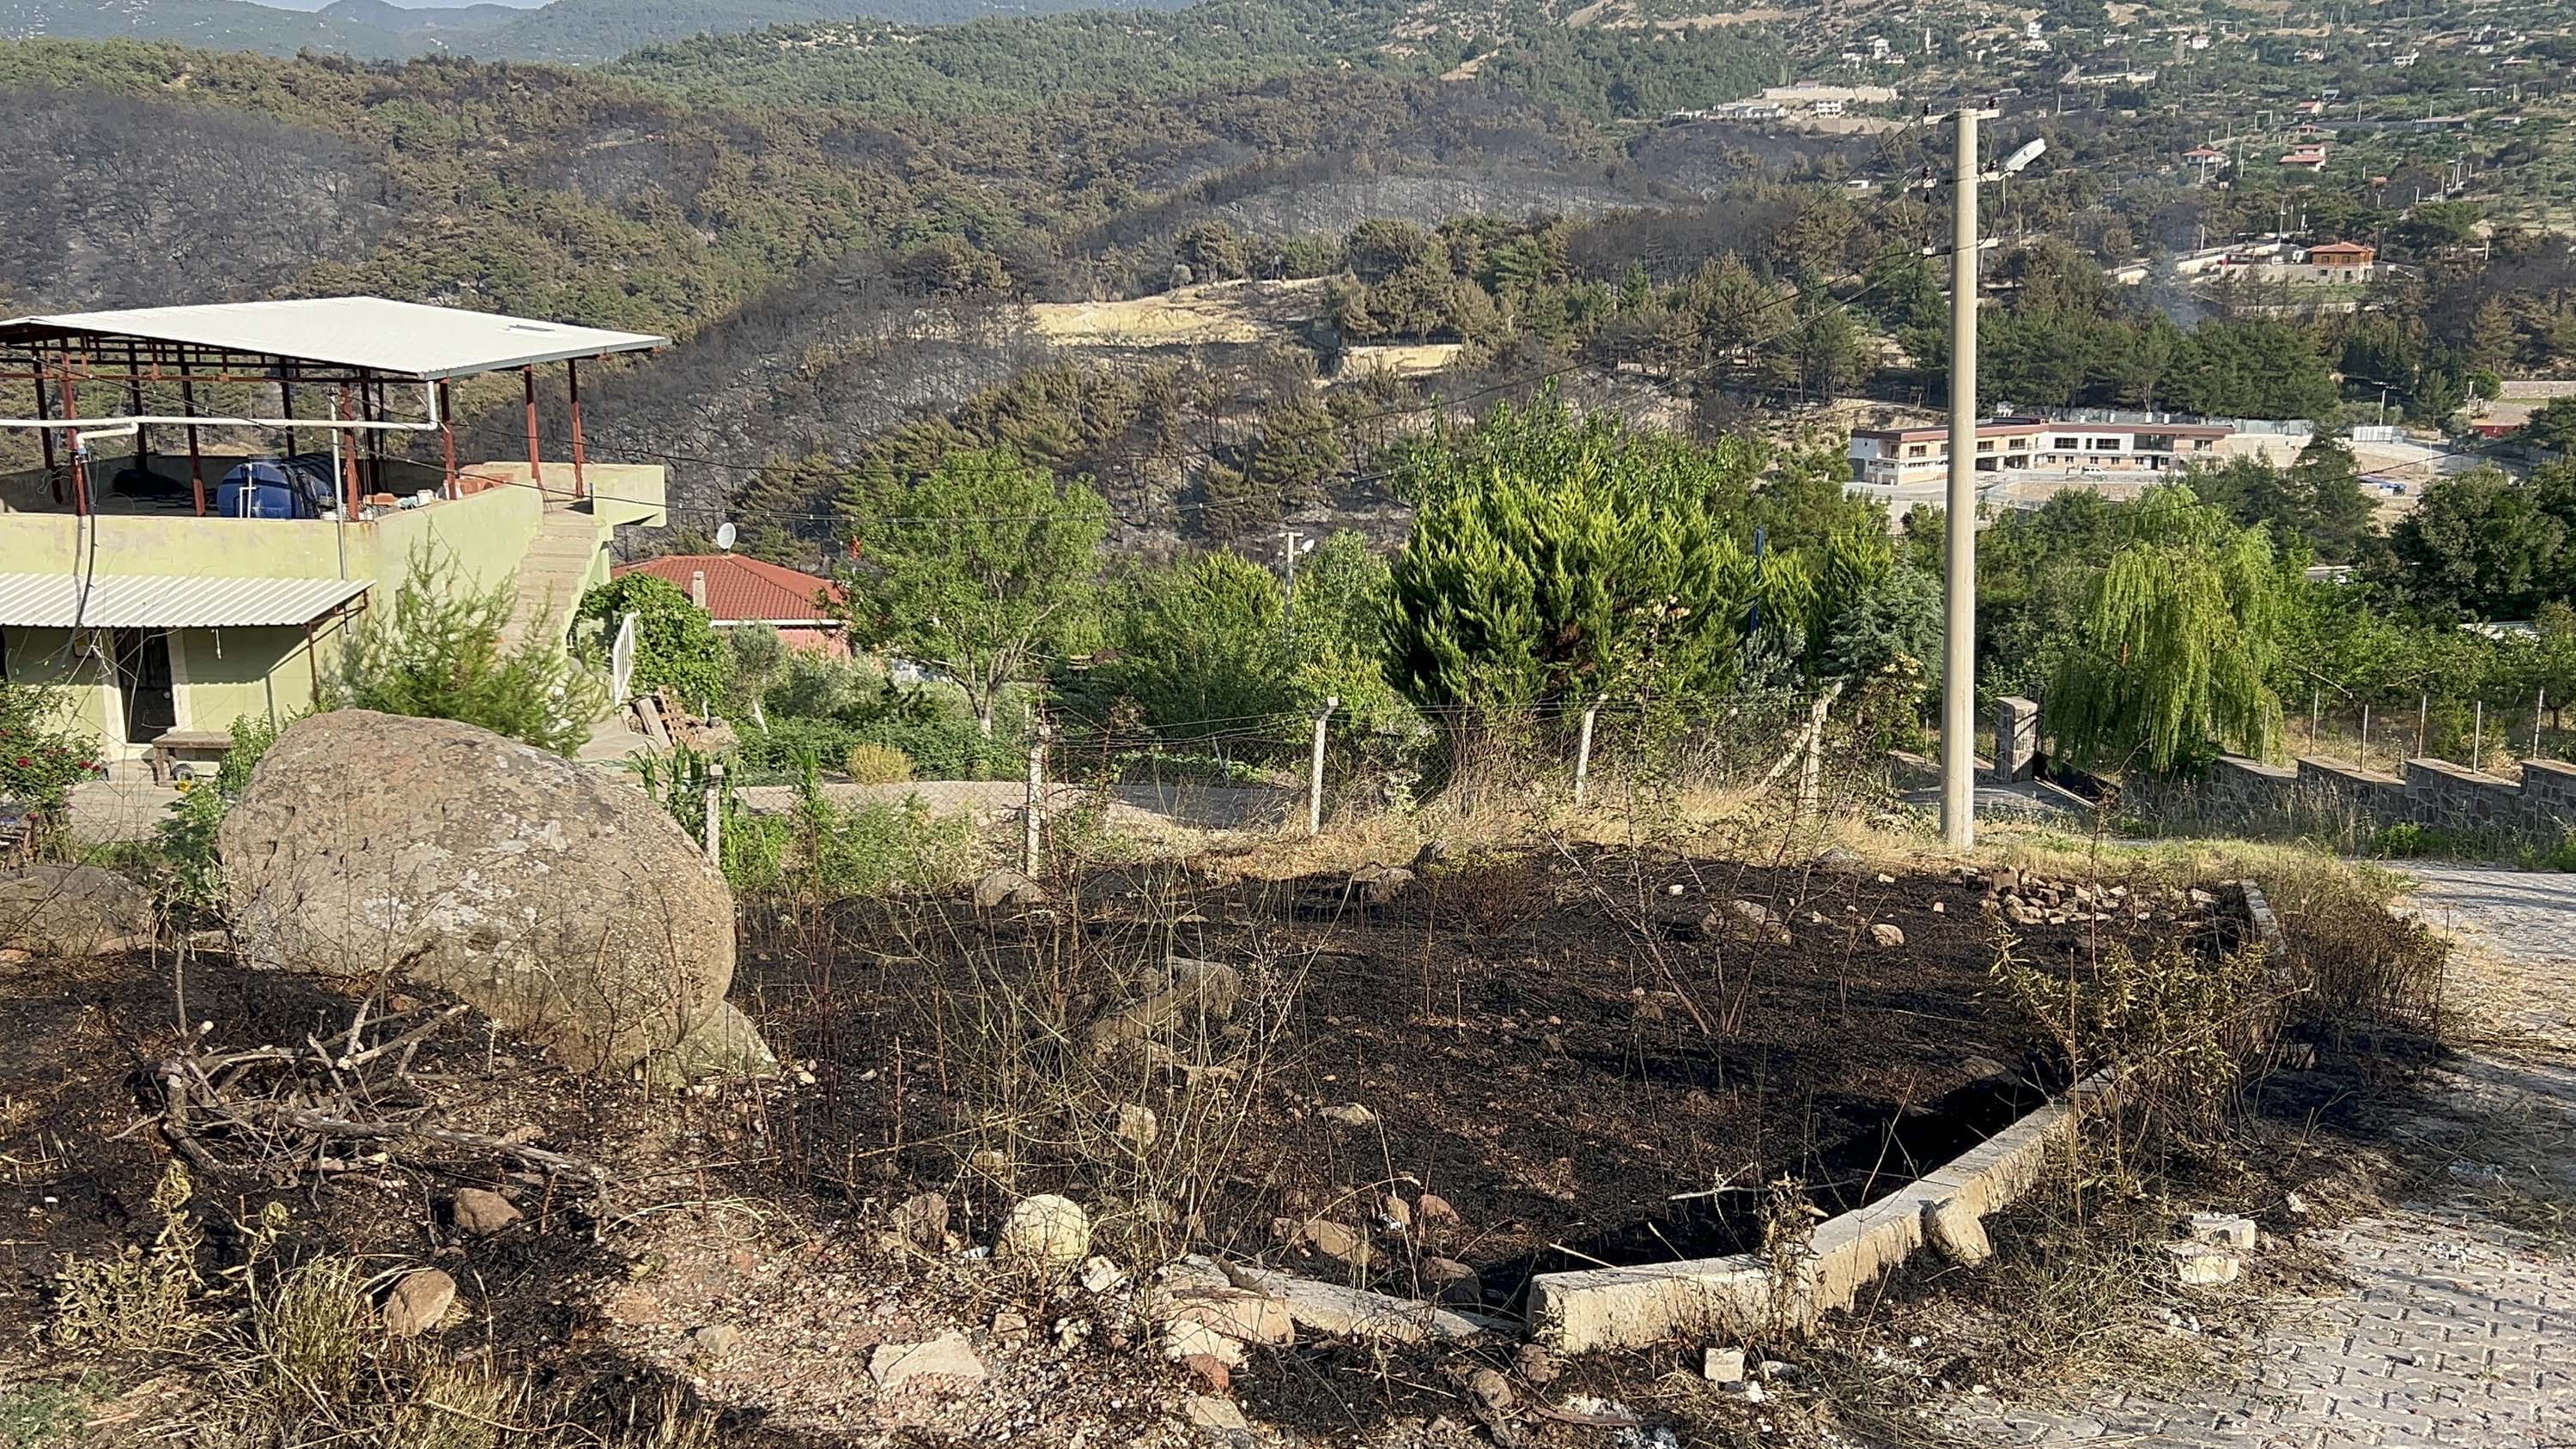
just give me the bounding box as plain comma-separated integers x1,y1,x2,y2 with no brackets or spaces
0,297,665,381
0,573,370,629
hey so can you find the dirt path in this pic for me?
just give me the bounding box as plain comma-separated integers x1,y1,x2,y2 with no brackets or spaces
1946,864,2576,1448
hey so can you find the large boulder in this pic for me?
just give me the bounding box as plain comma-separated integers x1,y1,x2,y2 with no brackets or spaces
218,711,752,1075
0,864,155,957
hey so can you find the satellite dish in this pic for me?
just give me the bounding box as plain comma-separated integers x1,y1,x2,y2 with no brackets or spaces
714,520,738,552
2002,137,2049,174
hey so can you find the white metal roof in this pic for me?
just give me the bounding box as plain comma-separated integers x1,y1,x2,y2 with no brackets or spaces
0,573,370,629
0,298,666,380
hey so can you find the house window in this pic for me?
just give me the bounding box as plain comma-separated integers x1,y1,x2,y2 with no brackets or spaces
2054,436,2080,450
2008,437,2030,450
1977,440,1996,453
2090,437,2123,452
1906,444,1929,458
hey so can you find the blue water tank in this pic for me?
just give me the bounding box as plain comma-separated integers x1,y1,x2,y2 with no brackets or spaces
216,455,337,519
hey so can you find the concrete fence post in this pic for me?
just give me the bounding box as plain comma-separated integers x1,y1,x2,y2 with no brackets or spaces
1992,696,2039,783
1796,689,1834,819
1024,719,1048,877
2536,689,2548,760
1572,699,1602,806
2472,701,2485,775
1306,697,1338,836
703,761,724,868
2418,694,2429,759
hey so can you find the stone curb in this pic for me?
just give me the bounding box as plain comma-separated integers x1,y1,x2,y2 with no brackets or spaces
1528,879,2286,1353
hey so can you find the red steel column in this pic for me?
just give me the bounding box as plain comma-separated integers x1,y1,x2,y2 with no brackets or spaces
338,384,361,518
178,357,206,517
566,357,589,501
523,366,545,494
438,379,458,500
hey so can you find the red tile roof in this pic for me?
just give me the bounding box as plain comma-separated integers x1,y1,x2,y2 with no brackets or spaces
614,554,846,625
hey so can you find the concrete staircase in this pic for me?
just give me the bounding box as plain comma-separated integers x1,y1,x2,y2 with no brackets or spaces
501,505,604,653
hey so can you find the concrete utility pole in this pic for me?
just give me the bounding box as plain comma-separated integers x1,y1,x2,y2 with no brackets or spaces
1941,104,1982,851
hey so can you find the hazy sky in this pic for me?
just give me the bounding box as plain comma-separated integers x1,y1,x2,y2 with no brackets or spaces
260,0,550,9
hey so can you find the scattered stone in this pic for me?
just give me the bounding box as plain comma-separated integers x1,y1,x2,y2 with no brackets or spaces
1816,846,1864,871
1875,872,1897,884
2186,1212,2259,1251
973,869,1046,909
2164,1241,2243,1287
869,1332,987,1391
0,864,155,958
998,1194,1092,1267
449,1188,520,1237
1958,1054,2008,1081
1728,899,1777,930
381,1269,456,1337
1181,1354,1232,1393
1186,1395,1252,1434
1378,1192,1413,1229
1703,1346,1747,1383
1464,1367,1513,1411
2188,887,2218,907
990,1309,1030,1342
1301,1218,1371,1270
1758,1359,1801,1383
1114,1102,1160,1149
1411,838,1451,871
1923,1197,1993,1265
1984,867,2020,895
1080,1255,1127,1294
1321,1102,1380,1129
1164,1319,1250,1367
1088,956,1244,1058
690,1324,741,1359
1415,1192,1461,1228
2284,1191,2311,1216
1419,1255,1482,1306
1351,864,1415,904
1868,922,1906,948
1155,1286,1294,1346
1930,900,1947,914
893,1192,950,1249
1514,1343,1561,1385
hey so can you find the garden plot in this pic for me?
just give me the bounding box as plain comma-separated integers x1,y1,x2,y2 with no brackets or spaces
732,847,2245,1322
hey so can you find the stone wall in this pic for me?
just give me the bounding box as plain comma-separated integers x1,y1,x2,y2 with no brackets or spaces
2191,755,2576,841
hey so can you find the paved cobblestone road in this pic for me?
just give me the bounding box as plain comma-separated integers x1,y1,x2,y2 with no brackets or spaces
1947,864,2576,1448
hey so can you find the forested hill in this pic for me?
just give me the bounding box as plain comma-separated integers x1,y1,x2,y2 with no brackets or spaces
0,0,1201,64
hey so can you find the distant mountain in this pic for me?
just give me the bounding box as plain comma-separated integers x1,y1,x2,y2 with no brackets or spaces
0,0,1196,63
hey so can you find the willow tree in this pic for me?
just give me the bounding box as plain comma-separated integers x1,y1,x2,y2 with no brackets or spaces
1384,397,1805,730
2049,485,2285,775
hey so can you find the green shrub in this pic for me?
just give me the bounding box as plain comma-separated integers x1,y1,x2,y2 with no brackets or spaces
843,743,914,783
0,682,98,847
2368,820,2429,858
155,713,290,912
574,572,730,709
329,546,605,755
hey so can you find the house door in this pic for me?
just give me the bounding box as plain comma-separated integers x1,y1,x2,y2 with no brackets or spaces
112,629,177,743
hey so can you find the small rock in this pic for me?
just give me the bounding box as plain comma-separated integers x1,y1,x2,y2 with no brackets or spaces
1930,900,1946,914
893,1192,950,1249
690,1324,741,1359
1758,1359,1801,1383
1114,1102,1160,1149
1728,899,1777,930
1464,1367,1512,1411
1186,1395,1252,1434
1419,1255,1481,1306
1958,1054,2008,1080
1181,1353,1232,1393
991,1308,1030,1342
1300,1219,1370,1270
1923,1197,1992,1265
449,1188,520,1236
1378,1192,1413,1229
870,1331,987,1391
1156,1286,1293,1345
2188,887,2217,906
1415,1192,1461,1227
999,1194,1091,1267
1703,1345,1747,1383
1411,839,1451,871
1875,872,1897,884
2164,1241,2242,1287
1514,1343,1561,1385
1080,1255,1127,1294
1984,867,2020,895
2284,1191,2311,1216
381,1269,455,1337
1868,922,1905,948
2185,1212,2258,1251
1164,1320,1250,1367
1320,1102,1379,1129
973,868,1046,909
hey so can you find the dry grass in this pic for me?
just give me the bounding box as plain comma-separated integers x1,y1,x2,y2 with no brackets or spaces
1024,278,1327,349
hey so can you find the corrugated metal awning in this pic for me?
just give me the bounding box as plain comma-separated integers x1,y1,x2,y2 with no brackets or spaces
0,297,665,380
0,573,369,629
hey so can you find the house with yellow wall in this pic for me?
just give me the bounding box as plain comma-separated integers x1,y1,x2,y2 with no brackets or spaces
0,299,671,771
